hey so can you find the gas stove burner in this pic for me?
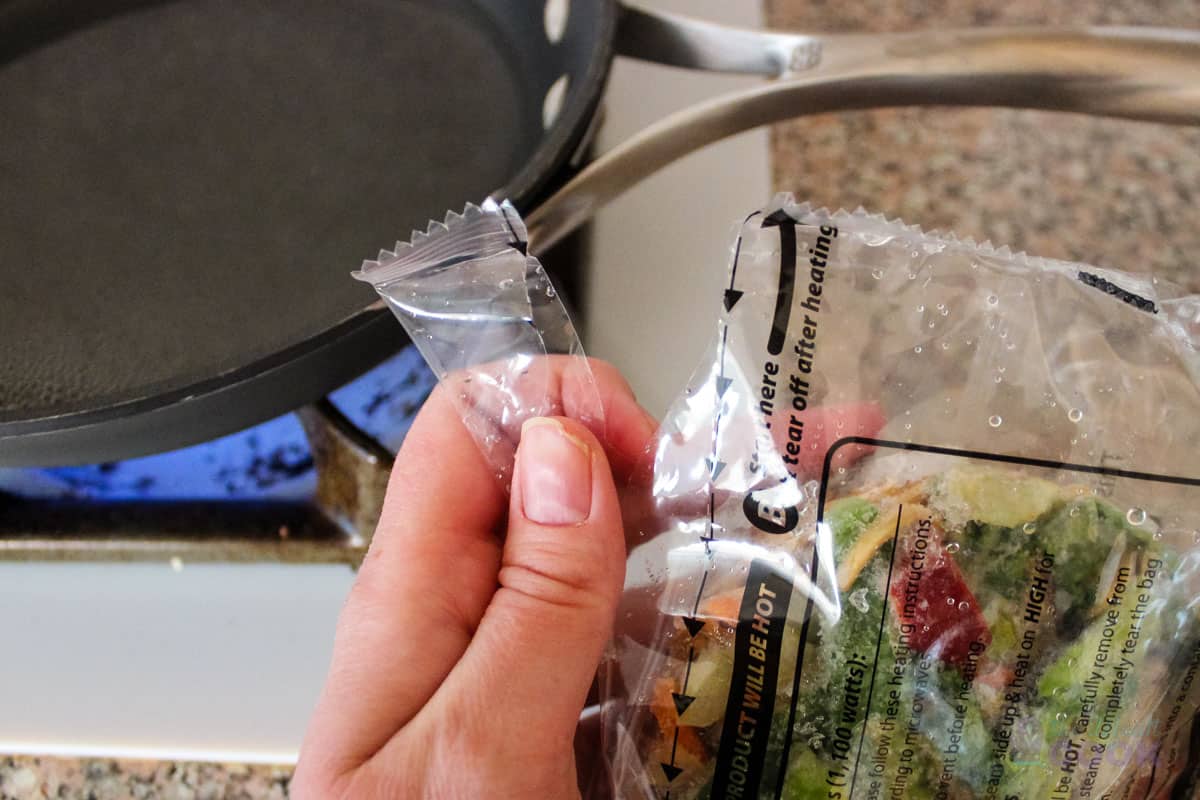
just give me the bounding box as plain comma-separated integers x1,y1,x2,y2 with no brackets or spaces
0,347,436,564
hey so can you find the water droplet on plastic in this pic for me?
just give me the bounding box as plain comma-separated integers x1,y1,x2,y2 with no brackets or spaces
908,272,917,280
941,341,950,350
849,587,871,614
946,597,956,606
998,366,1006,374
871,268,884,280
946,542,960,554
837,467,846,475
914,346,923,354
986,294,999,306
1192,530,1200,545
1069,506,1080,518
904,423,912,431
1153,531,1164,541
1023,522,1038,535
1068,408,1084,423
988,415,1003,427
1126,507,1147,526
958,601,970,612
994,376,1003,383
1056,712,1068,722
917,304,926,313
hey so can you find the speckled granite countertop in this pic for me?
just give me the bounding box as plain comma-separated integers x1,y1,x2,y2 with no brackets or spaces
4,0,1197,797
766,0,1200,292
0,757,289,800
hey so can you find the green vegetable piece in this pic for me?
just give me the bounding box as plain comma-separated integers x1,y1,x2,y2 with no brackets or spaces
958,521,1038,599
1038,498,1149,634
826,497,879,561
986,603,1020,654
997,759,1057,799
933,466,1063,528
781,748,835,800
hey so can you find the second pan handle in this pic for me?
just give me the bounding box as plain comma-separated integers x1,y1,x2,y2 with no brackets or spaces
614,3,823,75
526,23,1200,251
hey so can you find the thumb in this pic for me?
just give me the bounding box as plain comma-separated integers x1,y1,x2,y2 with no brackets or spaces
445,416,626,757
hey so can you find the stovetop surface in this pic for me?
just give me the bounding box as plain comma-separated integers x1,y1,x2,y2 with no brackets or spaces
0,347,434,504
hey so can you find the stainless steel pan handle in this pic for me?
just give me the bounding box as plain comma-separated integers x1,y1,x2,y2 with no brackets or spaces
613,4,824,75
527,13,1200,250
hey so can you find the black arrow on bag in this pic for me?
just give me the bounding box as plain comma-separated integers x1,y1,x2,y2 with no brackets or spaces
672,692,696,716
705,457,726,481
720,235,739,309
672,646,698,716
661,727,684,783
722,210,761,311
661,645,701,785
723,239,744,312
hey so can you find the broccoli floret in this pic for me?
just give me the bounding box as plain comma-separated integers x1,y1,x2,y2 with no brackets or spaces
958,520,1039,599
826,497,880,562
1036,498,1148,635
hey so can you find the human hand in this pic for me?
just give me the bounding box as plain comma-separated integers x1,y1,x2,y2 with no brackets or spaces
292,358,657,799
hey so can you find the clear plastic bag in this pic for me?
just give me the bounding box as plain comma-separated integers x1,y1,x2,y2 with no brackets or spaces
354,198,602,486
608,197,1200,800
356,195,1200,800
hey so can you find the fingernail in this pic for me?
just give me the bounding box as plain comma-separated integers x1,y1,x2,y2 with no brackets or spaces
519,417,593,525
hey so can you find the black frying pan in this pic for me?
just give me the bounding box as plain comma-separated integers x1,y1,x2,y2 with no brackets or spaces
1,1,1198,467
0,0,614,466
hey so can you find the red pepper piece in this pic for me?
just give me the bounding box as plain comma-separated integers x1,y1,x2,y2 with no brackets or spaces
889,523,991,666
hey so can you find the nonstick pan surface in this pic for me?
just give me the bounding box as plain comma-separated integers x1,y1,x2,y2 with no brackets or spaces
0,0,614,465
